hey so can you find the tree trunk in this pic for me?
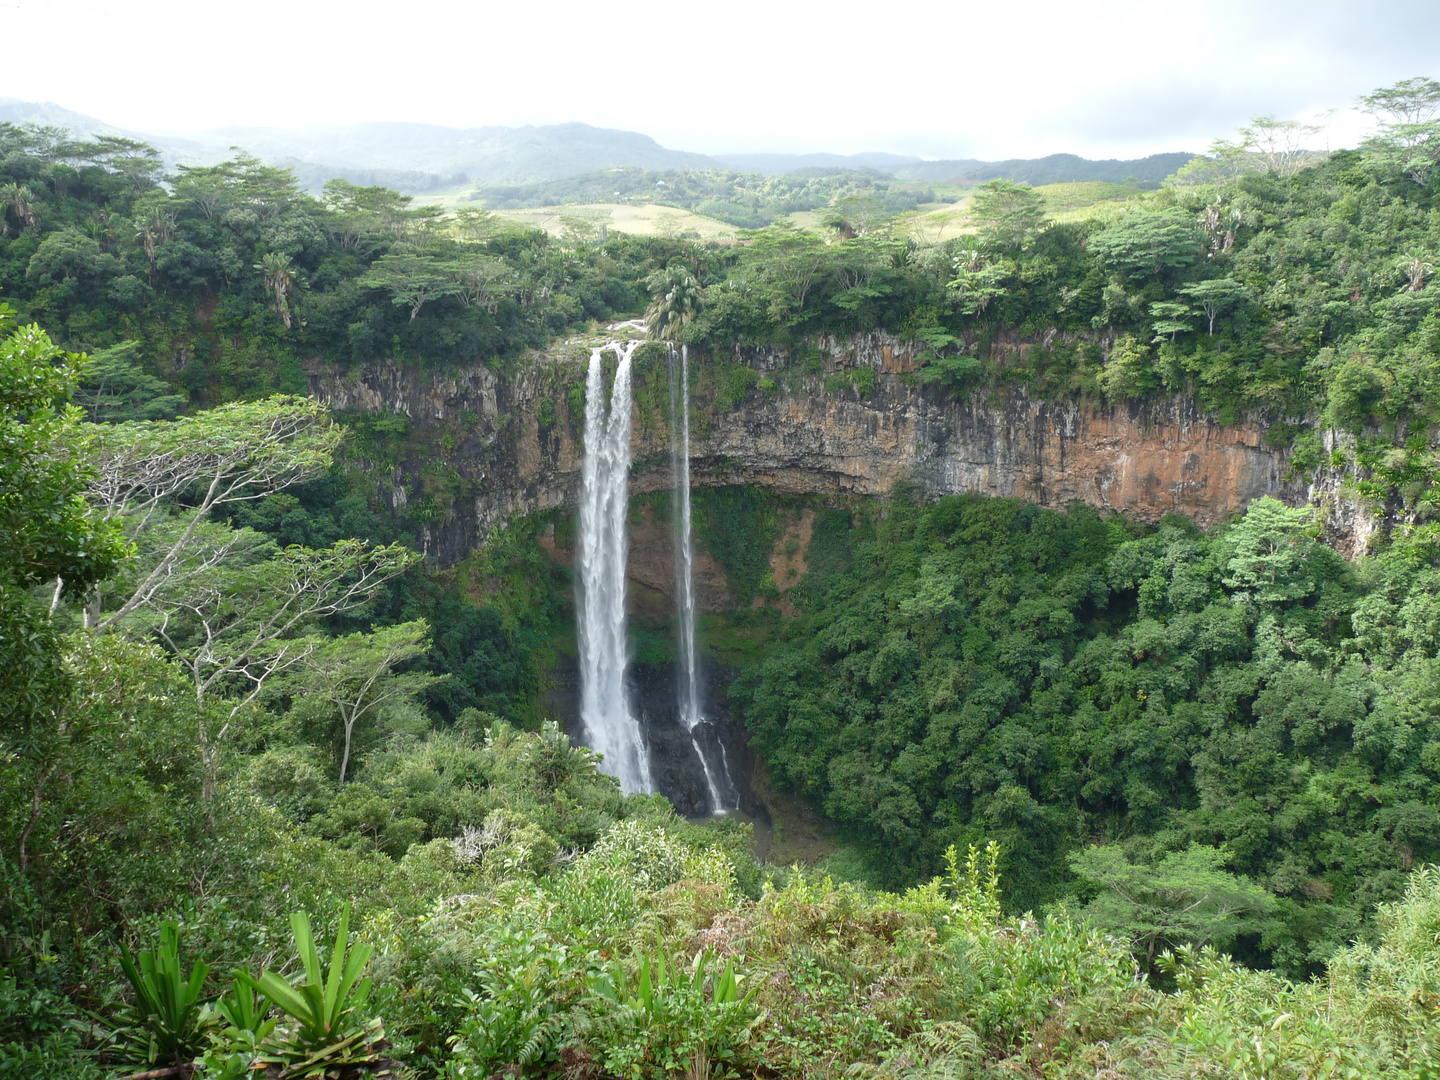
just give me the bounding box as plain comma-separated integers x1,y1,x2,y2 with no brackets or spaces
339,710,354,785
198,716,218,829
17,762,55,874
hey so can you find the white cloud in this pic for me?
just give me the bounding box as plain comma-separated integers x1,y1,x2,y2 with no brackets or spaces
1,0,1435,158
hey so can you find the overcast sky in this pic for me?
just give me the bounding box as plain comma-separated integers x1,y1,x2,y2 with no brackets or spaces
2,0,1437,160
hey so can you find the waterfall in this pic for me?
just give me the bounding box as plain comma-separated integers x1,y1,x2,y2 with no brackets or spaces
669,344,734,813
671,344,701,733
577,341,651,795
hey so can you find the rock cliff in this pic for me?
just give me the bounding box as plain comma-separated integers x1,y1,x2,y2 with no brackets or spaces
308,331,1314,567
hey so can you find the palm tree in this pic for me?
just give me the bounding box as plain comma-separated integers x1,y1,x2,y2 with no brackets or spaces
644,265,702,341
256,252,299,329
0,183,37,236
133,205,174,265
1399,248,1435,292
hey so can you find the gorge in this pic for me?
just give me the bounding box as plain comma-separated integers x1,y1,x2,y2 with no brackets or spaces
311,327,1349,827
308,328,1328,574
11,79,1440,1077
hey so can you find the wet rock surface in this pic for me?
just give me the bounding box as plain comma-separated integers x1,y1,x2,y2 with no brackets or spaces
308,330,1328,566
547,655,766,822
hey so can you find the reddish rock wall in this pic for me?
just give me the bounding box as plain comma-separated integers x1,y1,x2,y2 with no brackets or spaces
308,332,1309,567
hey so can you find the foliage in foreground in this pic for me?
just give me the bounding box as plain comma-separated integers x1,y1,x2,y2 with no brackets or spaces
23,812,1440,1080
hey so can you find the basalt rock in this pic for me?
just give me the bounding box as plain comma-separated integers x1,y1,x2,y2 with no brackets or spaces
308,330,1325,568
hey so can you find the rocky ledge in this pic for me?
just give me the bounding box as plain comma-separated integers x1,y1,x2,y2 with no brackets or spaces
308,331,1318,567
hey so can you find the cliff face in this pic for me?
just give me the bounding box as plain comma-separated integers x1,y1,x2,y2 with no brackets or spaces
308,332,1311,567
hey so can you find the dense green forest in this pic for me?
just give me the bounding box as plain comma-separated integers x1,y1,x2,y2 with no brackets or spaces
4,77,1440,1078
732,492,1438,970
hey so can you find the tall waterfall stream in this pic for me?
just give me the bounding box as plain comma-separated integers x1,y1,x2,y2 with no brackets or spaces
576,341,651,795
670,345,735,812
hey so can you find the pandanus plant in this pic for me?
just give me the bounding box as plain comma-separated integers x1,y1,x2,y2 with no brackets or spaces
1399,248,1434,292
200,976,276,1080
0,183,37,236
117,921,212,1070
643,264,701,341
256,251,299,329
239,903,388,1078
588,943,756,1020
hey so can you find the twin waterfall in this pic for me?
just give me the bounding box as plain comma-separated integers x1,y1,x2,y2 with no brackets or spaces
576,341,735,811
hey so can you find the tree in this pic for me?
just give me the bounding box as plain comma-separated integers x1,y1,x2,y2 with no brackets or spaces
55,133,164,188
86,395,344,630
644,264,702,340
1177,277,1247,334
1199,202,1241,259
1218,497,1317,608
453,207,501,243
1149,300,1194,342
947,248,1009,316
716,222,829,329
559,209,611,247
1324,359,1391,433
0,307,127,594
256,252,300,329
1233,116,1323,177
24,228,118,288
133,199,175,267
360,253,460,320
1099,334,1158,402
1089,210,1198,278
280,620,447,783
444,252,516,312
1360,77,1440,126
1169,116,1322,186
967,180,1047,254
822,195,887,239
1070,844,1276,968
0,182,38,236
1359,77,1440,185
126,535,419,803
72,342,187,423
0,307,126,872
1396,249,1434,293
172,154,305,222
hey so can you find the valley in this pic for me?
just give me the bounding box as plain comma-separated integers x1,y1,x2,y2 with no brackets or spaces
3,71,1440,1079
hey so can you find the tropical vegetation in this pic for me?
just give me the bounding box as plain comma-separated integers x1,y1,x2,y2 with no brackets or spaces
2,77,1440,1078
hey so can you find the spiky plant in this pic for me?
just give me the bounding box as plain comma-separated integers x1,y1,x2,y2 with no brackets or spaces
256,252,299,329
240,904,391,1078
117,921,212,1070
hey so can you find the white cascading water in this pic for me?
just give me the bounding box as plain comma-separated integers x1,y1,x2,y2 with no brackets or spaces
577,341,652,794
669,344,733,813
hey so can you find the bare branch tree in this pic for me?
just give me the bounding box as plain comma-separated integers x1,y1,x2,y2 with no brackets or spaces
86,396,342,631
124,537,420,804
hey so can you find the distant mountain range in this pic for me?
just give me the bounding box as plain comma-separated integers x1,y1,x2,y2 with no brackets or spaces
0,98,126,139
0,99,716,189
0,97,1194,193
711,152,923,175
893,152,1198,187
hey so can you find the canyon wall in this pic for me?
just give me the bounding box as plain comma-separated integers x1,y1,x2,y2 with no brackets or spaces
308,331,1315,567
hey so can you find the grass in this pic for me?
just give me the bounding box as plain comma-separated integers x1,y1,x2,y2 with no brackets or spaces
419,177,1141,245
1038,181,1154,224
890,199,977,242
488,202,738,242
781,180,1145,242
